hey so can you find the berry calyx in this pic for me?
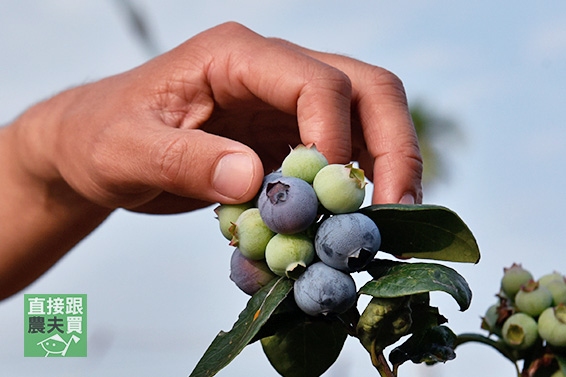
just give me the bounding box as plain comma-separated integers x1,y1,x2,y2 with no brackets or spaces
502,312,539,350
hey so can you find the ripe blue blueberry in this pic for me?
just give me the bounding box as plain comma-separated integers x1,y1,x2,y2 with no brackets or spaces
315,213,381,272
258,176,318,234
293,262,357,316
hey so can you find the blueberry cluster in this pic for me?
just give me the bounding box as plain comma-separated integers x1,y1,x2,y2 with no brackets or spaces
482,263,566,362
215,144,381,316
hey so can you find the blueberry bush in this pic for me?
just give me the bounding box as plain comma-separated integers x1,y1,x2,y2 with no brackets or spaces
193,144,481,377
455,264,566,377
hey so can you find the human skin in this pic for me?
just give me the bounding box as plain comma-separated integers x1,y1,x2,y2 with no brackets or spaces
0,22,422,299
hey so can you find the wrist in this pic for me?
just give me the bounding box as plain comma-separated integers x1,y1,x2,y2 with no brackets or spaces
0,91,112,299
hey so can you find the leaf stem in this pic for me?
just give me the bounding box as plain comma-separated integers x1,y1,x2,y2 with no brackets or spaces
455,333,520,377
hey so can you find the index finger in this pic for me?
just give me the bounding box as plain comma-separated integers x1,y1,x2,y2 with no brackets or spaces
187,22,353,164
270,41,423,204
354,68,423,204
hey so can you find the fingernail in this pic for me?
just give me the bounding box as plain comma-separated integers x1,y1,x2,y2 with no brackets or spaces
399,193,415,205
213,153,255,200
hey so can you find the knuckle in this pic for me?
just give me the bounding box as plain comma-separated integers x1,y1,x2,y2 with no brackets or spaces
365,66,408,103
78,131,136,206
153,135,193,188
210,21,251,38
316,65,353,98
392,132,423,167
268,37,296,49
300,66,353,112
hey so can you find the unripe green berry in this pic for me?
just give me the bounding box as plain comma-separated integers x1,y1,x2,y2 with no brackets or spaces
547,279,566,306
551,370,565,377
230,208,275,260
281,144,328,184
215,202,253,240
265,233,315,279
481,304,503,337
538,272,564,288
538,305,566,347
515,281,553,317
501,264,533,300
502,313,539,350
313,163,366,214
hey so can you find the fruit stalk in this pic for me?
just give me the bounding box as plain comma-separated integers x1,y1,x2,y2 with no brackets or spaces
454,333,521,376
370,343,396,377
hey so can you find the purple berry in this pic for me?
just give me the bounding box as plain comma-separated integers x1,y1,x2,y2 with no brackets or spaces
258,176,318,234
229,248,276,295
315,213,381,272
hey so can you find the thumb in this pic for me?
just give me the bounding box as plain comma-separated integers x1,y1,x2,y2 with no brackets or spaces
140,127,264,204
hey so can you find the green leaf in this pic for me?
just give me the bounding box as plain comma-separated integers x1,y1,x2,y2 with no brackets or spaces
360,260,472,311
359,204,480,263
409,295,448,331
249,296,308,343
557,353,566,375
356,296,412,353
261,316,348,377
389,325,457,368
189,277,293,377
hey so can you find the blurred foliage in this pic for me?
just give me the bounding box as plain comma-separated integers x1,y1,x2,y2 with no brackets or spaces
113,0,160,56
410,101,463,188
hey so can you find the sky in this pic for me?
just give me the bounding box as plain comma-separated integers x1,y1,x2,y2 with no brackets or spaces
1,0,566,376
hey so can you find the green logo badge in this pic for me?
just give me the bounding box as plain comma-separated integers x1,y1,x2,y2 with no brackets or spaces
24,294,87,357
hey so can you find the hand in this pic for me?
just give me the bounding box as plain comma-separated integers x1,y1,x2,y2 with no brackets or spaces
14,22,422,215
0,22,422,298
